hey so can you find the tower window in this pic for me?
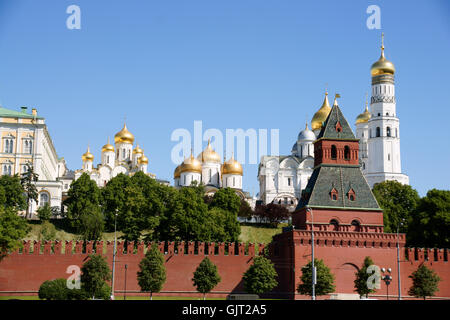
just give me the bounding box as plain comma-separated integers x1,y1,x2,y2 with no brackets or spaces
351,220,361,232
331,145,337,159
376,127,381,137
387,127,391,137
39,192,49,207
362,162,365,170
388,154,391,161
2,164,12,176
330,219,339,231
344,146,350,160
395,128,398,137
288,177,291,186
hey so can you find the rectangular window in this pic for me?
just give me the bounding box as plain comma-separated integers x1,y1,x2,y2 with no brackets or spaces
288,177,291,186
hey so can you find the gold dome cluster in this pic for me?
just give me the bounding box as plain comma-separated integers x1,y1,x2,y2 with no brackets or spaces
114,123,135,144
221,154,243,175
82,147,94,162
133,145,143,155
371,33,395,76
311,91,331,131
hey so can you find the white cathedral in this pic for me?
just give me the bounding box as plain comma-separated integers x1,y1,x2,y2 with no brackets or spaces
73,123,161,187
257,35,409,210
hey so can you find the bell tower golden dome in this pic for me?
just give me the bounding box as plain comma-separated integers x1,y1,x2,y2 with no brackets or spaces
371,33,395,76
114,123,135,144
311,91,331,131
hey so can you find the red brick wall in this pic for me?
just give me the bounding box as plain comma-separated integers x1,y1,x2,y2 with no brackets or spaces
270,230,450,300
0,240,265,298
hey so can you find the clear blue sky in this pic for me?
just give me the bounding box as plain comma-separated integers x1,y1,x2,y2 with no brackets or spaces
0,0,449,196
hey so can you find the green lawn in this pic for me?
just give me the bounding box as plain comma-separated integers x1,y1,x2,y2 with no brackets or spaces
23,221,284,245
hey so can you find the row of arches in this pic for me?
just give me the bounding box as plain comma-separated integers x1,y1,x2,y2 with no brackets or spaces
372,126,398,138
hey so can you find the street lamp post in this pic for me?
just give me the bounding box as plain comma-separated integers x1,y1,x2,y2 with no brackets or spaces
381,268,392,300
111,210,118,300
124,264,128,301
308,208,316,301
397,219,404,300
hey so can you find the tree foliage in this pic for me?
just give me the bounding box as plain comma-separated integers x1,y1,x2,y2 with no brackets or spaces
37,203,52,222
0,174,26,211
243,256,278,294
408,189,450,248
0,206,30,261
254,203,289,227
20,164,39,218
192,257,221,299
354,256,377,298
80,254,111,299
408,264,441,300
372,180,420,233
137,244,167,299
297,259,335,296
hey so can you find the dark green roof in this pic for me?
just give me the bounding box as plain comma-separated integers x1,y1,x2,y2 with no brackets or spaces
0,106,43,119
297,165,381,210
317,103,356,140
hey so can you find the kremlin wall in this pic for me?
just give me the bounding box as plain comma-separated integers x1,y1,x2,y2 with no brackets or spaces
0,238,448,299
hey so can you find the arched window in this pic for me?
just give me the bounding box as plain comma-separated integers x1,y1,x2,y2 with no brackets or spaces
351,220,361,232
3,164,12,176
233,177,235,187
344,146,350,160
331,145,337,159
39,192,49,207
395,128,398,137
376,127,381,137
330,219,339,231
387,127,391,137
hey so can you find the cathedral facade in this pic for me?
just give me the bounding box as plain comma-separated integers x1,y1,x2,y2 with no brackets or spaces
74,123,157,187
173,140,255,207
257,35,409,207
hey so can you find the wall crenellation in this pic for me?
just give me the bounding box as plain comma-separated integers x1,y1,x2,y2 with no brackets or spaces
14,240,265,257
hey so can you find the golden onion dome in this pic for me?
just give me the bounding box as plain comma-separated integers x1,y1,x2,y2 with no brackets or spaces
138,154,148,165
174,164,181,179
356,96,371,124
114,123,135,144
179,153,202,174
197,139,221,163
221,154,243,176
311,91,331,131
101,138,115,153
133,145,143,154
371,33,395,76
82,147,94,162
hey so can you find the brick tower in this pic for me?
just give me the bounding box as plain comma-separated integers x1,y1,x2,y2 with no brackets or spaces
292,95,384,233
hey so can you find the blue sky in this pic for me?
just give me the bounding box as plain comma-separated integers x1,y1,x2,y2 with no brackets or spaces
0,0,449,196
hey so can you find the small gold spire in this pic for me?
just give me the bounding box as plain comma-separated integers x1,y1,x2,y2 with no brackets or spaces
333,93,341,106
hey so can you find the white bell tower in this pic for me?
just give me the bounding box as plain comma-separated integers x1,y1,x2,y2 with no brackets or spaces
366,33,409,188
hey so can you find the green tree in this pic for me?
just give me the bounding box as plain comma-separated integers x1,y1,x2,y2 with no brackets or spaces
408,265,441,300
354,256,377,298
408,189,450,248
209,187,241,215
372,180,420,233
65,173,103,237
38,278,69,300
137,244,167,300
207,207,240,242
79,205,104,241
39,221,57,241
37,203,52,222
20,164,39,219
0,174,26,211
297,259,335,297
192,257,221,300
80,254,112,299
0,206,30,261
238,198,253,220
243,256,278,295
